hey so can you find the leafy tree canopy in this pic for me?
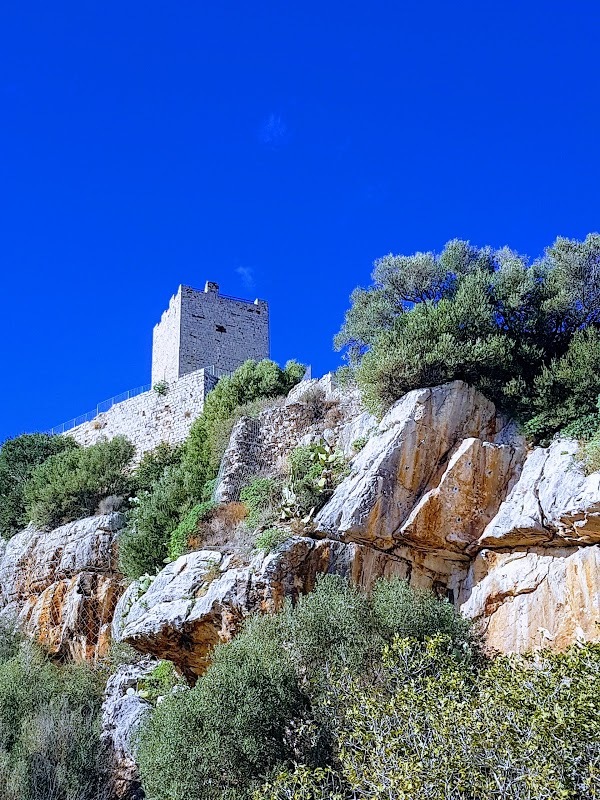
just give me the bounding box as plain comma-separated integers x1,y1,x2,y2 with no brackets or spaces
336,234,600,438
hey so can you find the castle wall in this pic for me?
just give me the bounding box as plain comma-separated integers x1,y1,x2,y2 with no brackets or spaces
152,283,270,385
66,369,217,461
151,290,182,385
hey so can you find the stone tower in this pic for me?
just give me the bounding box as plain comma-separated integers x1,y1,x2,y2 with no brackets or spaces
151,282,270,385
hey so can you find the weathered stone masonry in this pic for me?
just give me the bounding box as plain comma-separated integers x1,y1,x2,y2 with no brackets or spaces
67,369,217,461
63,282,270,461
152,282,270,385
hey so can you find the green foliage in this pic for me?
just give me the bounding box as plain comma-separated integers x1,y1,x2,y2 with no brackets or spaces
287,442,347,517
337,235,600,438
0,626,108,800
153,380,169,396
168,500,217,561
240,477,283,530
351,436,369,452
133,442,182,494
183,359,305,499
138,660,183,704
370,576,475,654
138,576,475,800
119,464,190,579
254,527,290,553
138,615,308,800
23,436,135,529
0,433,78,539
308,637,600,800
119,360,303,581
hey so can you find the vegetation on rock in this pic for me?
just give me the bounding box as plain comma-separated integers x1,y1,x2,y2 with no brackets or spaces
118,359,305,579
23,436,135,529
0,433,78,538
0,623,109,800
336,234,600,440
137,576,479,800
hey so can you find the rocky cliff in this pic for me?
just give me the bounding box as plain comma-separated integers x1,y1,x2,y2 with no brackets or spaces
2,378,599,672
3,376,600,797
110,378,600,675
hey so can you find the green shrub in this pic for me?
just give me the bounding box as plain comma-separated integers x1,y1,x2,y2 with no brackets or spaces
138,660,183,704
0,628,108,800
370,576,476,655
133,442,183,494
168,500,217,561
337,234,600,438
23,436,135,529
118,464,190,579
138,614,308,800
138,576,474,800
254,527,290,553
183,359,305,499
315,637,600,800
241,477,283,530
0,433,78,539
351,436,369,452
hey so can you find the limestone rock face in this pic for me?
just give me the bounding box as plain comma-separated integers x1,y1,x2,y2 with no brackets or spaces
478,439,600,548
115,538,353,681
0,513,125,661
316,381,525,552
101,658,156,799
460,546,600,653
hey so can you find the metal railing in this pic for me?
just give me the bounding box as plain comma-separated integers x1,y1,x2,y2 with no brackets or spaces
45,366,232,437
46,384,151,435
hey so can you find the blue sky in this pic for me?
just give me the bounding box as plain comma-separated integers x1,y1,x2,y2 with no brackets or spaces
1,1,599,441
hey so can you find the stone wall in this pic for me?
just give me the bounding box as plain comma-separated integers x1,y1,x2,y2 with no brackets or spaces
152,283,270,385
66,369,217,461
151,290,181,385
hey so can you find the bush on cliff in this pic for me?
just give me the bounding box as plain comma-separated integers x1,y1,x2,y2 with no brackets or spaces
137,576,476,800
336,234,600,439
119,359,305,579
183,358,305,498
0,624,109,800
23,436,135,529
259,638,600,800
0,433,79,539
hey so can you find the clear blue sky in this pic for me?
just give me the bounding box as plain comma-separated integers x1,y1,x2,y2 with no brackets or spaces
1,1,599,442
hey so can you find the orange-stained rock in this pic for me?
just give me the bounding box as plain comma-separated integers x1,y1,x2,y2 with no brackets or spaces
459,545,600,653
0,513,126,662
316,381,524,550
399,437,523,554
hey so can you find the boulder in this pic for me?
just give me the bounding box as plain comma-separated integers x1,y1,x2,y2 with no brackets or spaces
0,513,125,661
316,381,524,551
101,658,156,799
460,545,600,653
115,538,353,681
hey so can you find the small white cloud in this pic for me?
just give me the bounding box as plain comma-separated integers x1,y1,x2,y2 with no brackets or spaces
236,266,255,291
258,113,288,148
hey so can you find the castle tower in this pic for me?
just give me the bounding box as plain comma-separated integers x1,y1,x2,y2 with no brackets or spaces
151,282,270,385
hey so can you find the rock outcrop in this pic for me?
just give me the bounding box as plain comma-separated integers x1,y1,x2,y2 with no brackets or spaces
0,513,125,661
460,546,600,652
113,379,600,664
477,439,600,548
101,657,156,799
114,538,353,681
215,375,376,502
315,382,525,552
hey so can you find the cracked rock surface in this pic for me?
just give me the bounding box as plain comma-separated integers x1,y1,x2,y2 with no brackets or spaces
114,538,353,681
0,513,125,661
